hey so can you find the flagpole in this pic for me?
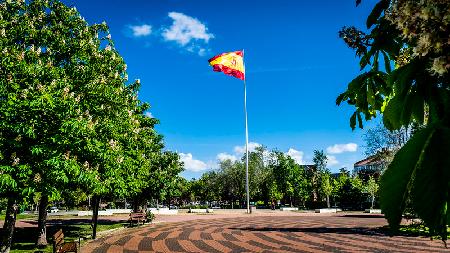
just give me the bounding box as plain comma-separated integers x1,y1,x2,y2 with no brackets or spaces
243,49,250,214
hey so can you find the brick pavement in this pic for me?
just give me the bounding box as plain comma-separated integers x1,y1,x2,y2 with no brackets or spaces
81,214,448,253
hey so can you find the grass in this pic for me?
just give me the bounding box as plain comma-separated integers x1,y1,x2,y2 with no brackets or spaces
7,220,128,253
398,223,431,237
0,213,38,221
379,222,449,241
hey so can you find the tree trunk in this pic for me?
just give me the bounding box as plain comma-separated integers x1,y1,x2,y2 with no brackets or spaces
371,195,375,209
132,197,139,213
36,194,49,246
231,199,234,209
326,195,330,208
91,196,100,239
312,174,318,202
1,197,18,253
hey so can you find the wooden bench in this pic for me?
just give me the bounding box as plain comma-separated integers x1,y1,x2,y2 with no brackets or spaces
129,212,147,226
53,229,78,253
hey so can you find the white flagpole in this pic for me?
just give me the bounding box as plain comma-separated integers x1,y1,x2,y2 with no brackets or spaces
243,49,250,214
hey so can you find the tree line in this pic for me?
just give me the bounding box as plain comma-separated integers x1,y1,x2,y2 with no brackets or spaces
170,147,379,211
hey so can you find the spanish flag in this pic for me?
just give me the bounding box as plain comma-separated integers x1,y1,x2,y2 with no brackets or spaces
208,51,245,80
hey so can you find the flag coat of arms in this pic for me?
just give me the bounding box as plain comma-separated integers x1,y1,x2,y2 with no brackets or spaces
208,51,245,80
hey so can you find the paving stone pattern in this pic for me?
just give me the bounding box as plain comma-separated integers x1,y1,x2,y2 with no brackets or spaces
82,215,447,252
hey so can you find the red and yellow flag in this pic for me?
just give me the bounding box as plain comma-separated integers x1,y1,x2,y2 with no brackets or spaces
208,51,245,80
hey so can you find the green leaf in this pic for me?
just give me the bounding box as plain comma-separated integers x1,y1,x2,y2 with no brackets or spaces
357,112,363,129
390,59,421,97
348,73,366,91
360,52,371,70
400,92,415,126
383,96,403,130
367,82,376,105
372,51,379,71
366,0,389,29
336,93,347,106
384,90,423,130
381,51,391,73
411,127,450,240
411,96,425,124
350,111,357,130
379,126,435,232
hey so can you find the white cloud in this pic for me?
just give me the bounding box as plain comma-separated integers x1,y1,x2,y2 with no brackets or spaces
130,24,152,37
286,148,305,165
179,153,208,172
217,152,237,162
144,111,153,118
326,143,358,154
162,12,214,47
198,48,206,56
327,155,339,166
234,142,261,155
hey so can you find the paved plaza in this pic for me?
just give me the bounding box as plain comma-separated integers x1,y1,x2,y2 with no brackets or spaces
81,213,447,253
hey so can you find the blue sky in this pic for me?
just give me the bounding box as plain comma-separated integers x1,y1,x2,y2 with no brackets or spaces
66,0,380,179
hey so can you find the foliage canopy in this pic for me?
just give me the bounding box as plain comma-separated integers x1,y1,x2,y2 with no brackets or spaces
338,0,450,241
0,0,182,250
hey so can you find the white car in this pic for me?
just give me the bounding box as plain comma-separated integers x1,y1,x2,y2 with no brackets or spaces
48,207,59,213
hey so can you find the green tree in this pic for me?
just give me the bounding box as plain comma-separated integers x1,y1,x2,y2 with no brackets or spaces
337,0,450,241
270,151,308,207
331,168,350,207
290,160,310,208
131,151,183,211
268,181,283,206
321,172,333,208
294,169,310,208
176,177,193,207
247,146,269,203
271,151,292,206
0,0,172,249
311,150,327,202
313,150,327,171
86,101,166,239
195,171,221,204
219,159,245,208
0,0,100,248
365,176,379,209
336,174,364,210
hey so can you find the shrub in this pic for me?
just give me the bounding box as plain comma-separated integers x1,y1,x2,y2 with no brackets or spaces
146,210,155,222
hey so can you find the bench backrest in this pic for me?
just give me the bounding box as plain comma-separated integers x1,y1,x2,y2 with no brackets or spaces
130,212,145,218
53,229,64,251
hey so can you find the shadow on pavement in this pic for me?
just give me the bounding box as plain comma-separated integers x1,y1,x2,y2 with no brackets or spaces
341,214,385,219
229,226,419,237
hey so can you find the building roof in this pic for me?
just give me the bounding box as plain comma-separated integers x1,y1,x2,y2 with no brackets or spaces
354,155,383,167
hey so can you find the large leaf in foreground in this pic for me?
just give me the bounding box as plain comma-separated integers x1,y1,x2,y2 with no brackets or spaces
412,127,450,240
379,126,434,231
